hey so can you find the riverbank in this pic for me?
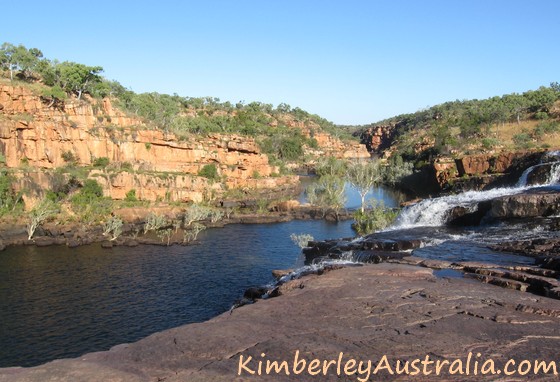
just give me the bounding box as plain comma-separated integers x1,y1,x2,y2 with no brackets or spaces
2,262,559,381
0,204,355,251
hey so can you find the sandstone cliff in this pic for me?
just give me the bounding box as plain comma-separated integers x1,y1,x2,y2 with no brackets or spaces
0,84,371,208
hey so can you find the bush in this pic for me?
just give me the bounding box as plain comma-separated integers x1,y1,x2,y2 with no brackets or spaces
534,120,560,137
198,163,219,181
93,157,110,167
352,201,398,236
290,233,314,249
103,215,123,241
125,189,137,202
512,132,533,149
61,150,77,164
79,179,103,199
481,138,499,149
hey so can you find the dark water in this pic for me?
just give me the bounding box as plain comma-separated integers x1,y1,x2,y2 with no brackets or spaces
0,220,356,368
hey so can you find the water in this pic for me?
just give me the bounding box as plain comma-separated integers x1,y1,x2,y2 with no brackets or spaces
393,157,560,229
0,220,356,368
298,176,405,208
1,158,558,368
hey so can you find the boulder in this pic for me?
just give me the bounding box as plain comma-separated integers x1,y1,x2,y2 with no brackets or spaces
490,190,560,219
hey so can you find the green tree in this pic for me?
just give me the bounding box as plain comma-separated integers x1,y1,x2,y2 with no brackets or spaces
58,62,103,100
27,199,59,240
346,159,383,213
306,175,346,218
0,43,17,80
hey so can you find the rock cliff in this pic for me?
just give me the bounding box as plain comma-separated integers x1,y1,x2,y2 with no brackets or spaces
0,84,370,207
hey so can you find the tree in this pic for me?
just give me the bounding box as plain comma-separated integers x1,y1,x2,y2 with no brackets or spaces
58,62,103,100
0,43,43,80
27,199,58,240
103,215,123,241
315,156,346,178
306,175,346,218
13,46,43,79
346,159,383,213
0,43,17,80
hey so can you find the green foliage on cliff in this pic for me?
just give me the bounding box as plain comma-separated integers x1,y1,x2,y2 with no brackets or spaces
0,170,20,214
357,84,560,159
1,41,355,168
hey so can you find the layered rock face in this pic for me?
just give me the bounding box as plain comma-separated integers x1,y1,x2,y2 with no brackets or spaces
0,85,301,203
355,124,397,156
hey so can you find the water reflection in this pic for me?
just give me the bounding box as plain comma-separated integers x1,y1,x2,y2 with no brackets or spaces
298,176,406,208
0,220,357,367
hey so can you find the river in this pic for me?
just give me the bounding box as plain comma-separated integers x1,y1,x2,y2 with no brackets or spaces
2,158,559,368
0,182,402,368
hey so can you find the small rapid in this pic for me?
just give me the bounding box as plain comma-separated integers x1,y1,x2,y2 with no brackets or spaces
391,154,560,230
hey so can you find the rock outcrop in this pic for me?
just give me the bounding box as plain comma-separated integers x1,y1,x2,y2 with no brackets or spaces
2,263,560,381
0,85,302,205
489,189,560,219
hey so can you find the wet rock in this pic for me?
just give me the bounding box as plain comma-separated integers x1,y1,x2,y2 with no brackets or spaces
525,163,556,185
34,237,55,247
66,239,81,248
243,287,268,300
447,201,492,226
272,269,294,279
101,241,113,249
490,189,560,219
124,239,139,247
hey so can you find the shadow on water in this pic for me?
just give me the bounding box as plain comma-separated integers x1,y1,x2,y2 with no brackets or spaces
0,219,357,367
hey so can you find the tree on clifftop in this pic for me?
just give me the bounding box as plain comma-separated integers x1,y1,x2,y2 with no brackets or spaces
0,43,43,81
58,62,103,100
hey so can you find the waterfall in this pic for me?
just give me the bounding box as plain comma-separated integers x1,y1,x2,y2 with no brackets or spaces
390,153,560,230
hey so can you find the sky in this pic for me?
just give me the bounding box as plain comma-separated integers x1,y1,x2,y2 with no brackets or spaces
2,0,560,125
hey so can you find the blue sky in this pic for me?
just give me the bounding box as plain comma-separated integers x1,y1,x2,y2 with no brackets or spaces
3,1,559,125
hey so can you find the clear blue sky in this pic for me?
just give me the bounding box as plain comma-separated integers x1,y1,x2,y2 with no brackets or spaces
3,0,559,125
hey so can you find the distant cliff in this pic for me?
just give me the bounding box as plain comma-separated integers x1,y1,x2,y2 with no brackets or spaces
0,84,369,209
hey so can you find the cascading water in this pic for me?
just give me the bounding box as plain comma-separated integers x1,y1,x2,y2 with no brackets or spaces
391,153,560,230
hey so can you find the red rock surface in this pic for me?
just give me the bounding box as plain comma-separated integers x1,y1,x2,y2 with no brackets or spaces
2,263,560,381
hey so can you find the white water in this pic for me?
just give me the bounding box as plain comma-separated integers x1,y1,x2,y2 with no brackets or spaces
391,155,560,230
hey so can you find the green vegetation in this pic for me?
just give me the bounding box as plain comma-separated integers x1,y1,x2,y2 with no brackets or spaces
103,215,123,241
198,163,219,181
352,201,398,236
290,233,314,249
26,199,59,240
70,179,111,225
92,157,110,167
61,151,77,164
303,157,408,233
357,83,560,159
125,189,137,202
0,170,22,215
346,159,384,213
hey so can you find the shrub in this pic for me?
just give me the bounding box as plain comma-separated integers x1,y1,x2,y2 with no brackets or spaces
198,163,219,181
27,199,59,240
512,133,533,149
103,215,123,241
534,111,549,120
125,189,137,202
121,161,133,171
290,233,314,249
352,201,398,236
61,150,77,164
481,138,499,149
92,157,110,167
